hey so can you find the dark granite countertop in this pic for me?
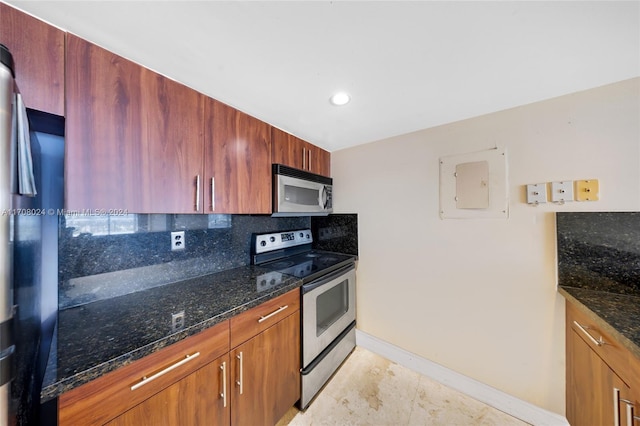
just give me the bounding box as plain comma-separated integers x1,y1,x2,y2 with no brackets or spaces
559,286,640,360
556,213,640,361
41,265,302,402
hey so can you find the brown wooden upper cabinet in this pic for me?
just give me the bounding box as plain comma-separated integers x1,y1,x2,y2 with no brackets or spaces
0,3,65,115
204,99,272,214
272,127,330,177
65,35,205,213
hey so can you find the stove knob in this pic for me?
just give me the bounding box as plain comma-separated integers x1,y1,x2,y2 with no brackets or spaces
299,232,304,238
270,236,276,242
306,233,310,239
270,278,276,286
260,240,267,247
260,279,267,287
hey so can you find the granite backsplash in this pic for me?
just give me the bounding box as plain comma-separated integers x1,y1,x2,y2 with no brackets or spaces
58,213,358,309
311,213,358,256
557,212,640,296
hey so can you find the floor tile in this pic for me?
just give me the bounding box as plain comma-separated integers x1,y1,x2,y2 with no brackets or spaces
408,376,529,425
286,347,530,426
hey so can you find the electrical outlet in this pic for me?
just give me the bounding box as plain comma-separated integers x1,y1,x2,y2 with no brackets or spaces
171,311,185,332
171,231,185,251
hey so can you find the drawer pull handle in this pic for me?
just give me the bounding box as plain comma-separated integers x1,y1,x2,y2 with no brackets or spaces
258,305,289,323
573,321,606,346
131,352,200,391
220,361,227,407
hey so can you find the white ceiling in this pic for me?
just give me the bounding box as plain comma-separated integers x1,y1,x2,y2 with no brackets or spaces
6,1,640,152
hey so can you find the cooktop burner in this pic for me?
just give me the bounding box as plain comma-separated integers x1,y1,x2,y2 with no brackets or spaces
269,260,296,269
251,229,356,283
260,250,354,281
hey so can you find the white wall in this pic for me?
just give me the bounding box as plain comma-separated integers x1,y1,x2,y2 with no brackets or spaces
331,77,640,415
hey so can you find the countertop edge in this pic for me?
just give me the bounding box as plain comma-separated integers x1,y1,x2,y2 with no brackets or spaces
40,280,303,402
558,286,640,360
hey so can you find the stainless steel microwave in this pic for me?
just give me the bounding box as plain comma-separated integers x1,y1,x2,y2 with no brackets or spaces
272,164,332,217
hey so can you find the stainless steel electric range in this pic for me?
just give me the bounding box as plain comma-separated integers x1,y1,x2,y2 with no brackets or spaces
251,229,356,409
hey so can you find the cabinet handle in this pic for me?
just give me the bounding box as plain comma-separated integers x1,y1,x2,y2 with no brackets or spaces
624,401,634,426
210,177,215,211
130,352,200,391
220,361,227,408
258,305,289,323
615,388,621,426
302,147,306,170
236,352,243,395
195,175,201,212
573,321,606,346
308,149,312,172
620,399,638,426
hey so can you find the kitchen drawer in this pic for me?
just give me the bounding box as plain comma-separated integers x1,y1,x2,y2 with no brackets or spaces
230,288,300,348
59,320,230,426
567,302,640,389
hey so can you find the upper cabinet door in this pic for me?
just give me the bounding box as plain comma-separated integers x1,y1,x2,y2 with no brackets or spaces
271,127,305,171
65,35,204,213
204,99,271,214
308,143,330,177
271,128,330,177
0,3,64,115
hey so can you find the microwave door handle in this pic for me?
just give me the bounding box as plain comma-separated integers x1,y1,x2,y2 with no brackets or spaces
321,185,328,208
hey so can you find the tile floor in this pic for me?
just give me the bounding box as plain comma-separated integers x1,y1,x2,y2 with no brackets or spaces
281,347,530,426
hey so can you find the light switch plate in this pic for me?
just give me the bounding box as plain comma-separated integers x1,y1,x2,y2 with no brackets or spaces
526,183,547,204
575,179,599,201
550,181,574,203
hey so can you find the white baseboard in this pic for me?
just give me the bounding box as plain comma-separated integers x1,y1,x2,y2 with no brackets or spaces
355,330,568,426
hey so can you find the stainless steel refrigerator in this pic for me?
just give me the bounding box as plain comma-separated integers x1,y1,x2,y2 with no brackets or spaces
1,44,63,426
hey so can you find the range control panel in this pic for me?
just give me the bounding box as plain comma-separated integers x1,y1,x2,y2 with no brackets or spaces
254,229,313,254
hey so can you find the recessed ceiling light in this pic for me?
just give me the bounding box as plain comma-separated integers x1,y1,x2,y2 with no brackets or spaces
329,92,351,106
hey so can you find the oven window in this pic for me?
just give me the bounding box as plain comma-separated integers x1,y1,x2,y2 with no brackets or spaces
284,185,319,206
316,279,349,337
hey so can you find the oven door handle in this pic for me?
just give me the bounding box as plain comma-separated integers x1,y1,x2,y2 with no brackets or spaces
301,320,356,375
302,263,356,294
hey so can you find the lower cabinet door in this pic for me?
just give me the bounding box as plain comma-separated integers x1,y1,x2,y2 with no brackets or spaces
231,311,301,426
106,355,230,426
567,326,630,426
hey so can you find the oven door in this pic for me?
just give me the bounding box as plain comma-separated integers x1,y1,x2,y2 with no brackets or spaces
272,173,332,217
302,263,356,367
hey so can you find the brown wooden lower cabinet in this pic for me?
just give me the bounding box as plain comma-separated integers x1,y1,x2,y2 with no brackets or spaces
58,291,301,426
106,355,230,426
565,300,640,426
566,324,631,425
58,322,230,425
231,311,301,426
